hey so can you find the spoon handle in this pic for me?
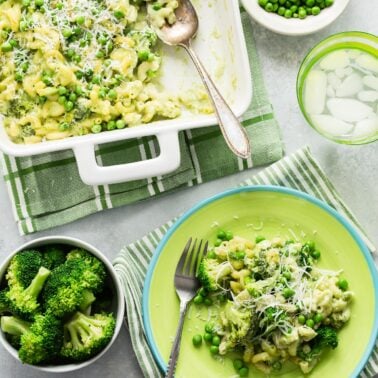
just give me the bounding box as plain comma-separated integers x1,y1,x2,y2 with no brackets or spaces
183,43,251,159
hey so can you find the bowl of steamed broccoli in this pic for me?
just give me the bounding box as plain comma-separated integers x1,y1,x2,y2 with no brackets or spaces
0,236,125,372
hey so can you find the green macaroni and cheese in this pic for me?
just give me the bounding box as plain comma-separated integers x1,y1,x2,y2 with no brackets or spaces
0,0,182,143
193,232,353,376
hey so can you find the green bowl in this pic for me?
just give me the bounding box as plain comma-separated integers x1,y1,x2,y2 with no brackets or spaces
143,186,378,378
297,31,378,145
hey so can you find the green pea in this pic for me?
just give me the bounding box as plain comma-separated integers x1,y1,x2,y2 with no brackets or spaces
95,51,104,59
92,75,101,84
116,119,126,129
214,238,223,247
258,0,268,5
207,251,217,259
114,10,125,19
58,86,67,95
298,8,307,18
239,367,249,377
212,336,221,346
138,50,150,62
298,314,306,324
73,54,81,63
75,86,84,95
58,96,66,105
76,16,85,25
35,0,43,6
290,5,297,12
216,230,226,240
22,0,30,6
152,3,162,10
325,0,333,5
108,89,117,100
69,92,77,102
337,278,348,291
210,345,219,355
192,334,202,347
98,35,107,45
272,361,282,371
278,6,285,15
314,313,323,324
59,122,70,131
306,0,315,5
283,271,291,280
62,29,72,38
312,249,321,259
19,21,28,31
203,332,212,342
278,0,285,4
14,72,23,82
233,359,244,370
204,298,213,306
20,62,29,72
225,231,233,241
282,288,295,298
56,2,63,9
255,236,265,243
199,288,208,297
65,49,74,59
306,319,315,328
205,323,214,333
264,2,273,11
64,101,74,111
193,295,203,305
284,9,292,17
107,120,116,130
311,6,320,15
1,42,13,52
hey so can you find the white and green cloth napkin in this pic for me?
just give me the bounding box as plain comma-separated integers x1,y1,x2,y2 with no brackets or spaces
114,146,377,378
0,11,283,235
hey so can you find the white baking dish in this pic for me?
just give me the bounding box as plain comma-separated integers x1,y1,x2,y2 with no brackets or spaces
0,0,252,185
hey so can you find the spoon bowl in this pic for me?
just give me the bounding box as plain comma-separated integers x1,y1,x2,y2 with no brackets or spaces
155,0,198,46
150,0,251,159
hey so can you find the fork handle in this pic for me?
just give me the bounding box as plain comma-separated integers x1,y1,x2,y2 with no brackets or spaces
165,302,189,378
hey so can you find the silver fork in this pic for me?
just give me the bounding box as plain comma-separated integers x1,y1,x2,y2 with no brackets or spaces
165,238,208,378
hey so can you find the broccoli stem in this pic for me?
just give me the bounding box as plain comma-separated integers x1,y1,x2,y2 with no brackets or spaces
1,316,30,336
79,290,96,314
23,266,50,300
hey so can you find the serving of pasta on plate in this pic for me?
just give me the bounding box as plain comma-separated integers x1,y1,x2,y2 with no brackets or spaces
0,0,186,144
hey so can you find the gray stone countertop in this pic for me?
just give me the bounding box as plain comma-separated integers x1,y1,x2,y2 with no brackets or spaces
0,1,377,377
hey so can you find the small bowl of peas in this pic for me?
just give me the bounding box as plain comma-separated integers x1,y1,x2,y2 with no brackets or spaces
240,0,350,36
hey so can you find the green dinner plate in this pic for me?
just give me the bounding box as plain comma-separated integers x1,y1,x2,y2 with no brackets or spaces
143,186,378,378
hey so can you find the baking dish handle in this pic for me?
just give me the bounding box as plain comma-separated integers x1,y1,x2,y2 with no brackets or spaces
73,131,181,185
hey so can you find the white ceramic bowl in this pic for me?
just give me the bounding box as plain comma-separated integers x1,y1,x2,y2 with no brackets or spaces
241,0,350,35
0,236,125,373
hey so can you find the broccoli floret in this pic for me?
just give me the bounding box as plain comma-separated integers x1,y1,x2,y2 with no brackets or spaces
128,28,158,53
42,246,66,270
6,250,43,288
19,314,63,364
0,289,11,315
218,301,252,355
1,314,63,365
313,326,338,349
66,249,106,293
299,326,338,363
7,266,51,320
197,258,232,292
61,311,115,361
42,251,105,317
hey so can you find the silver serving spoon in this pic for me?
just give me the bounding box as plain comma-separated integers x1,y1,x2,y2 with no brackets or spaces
151,0,251,159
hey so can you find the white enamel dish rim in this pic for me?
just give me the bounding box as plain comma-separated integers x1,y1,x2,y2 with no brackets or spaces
0,0,252,186
0,236,125,373
241,0,350,36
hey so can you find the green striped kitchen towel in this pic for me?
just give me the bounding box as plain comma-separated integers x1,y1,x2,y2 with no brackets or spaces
0,10,283,235
113,146,377,378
